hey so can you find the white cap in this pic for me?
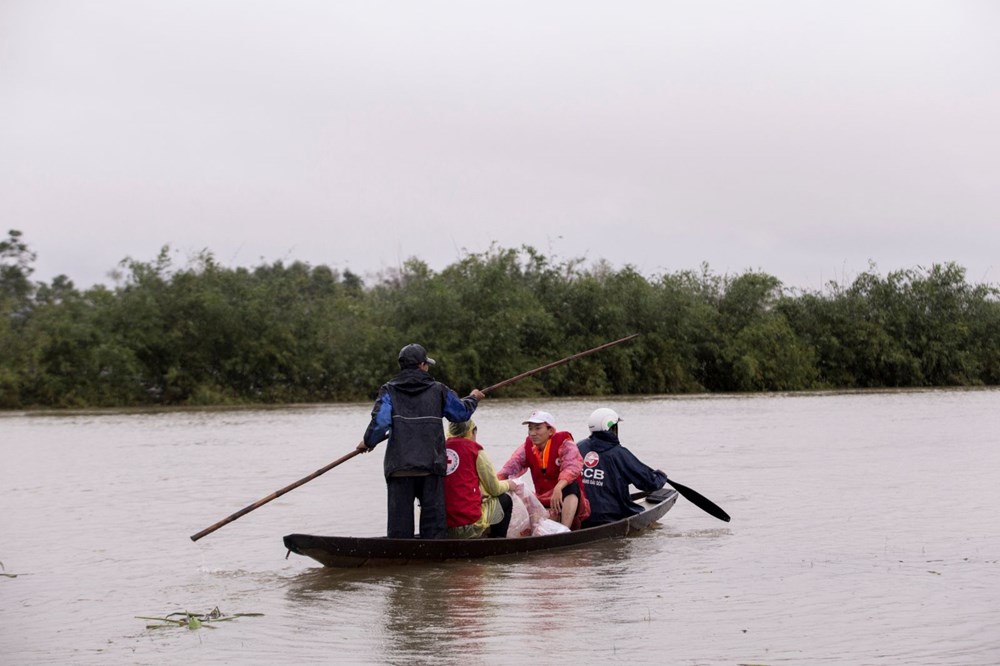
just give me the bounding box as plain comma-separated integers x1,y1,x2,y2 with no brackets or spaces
521,410,556,427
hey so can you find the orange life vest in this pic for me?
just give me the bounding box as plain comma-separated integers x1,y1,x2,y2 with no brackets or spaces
523,430,574,496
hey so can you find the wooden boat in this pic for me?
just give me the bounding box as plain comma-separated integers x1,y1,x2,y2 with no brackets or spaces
283,488,678,567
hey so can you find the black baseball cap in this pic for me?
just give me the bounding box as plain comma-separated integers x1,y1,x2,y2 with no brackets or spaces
398,343,436,368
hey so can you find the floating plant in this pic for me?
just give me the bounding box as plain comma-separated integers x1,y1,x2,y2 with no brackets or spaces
136,606,263,630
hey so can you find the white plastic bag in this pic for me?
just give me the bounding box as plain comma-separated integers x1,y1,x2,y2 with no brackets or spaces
505,491,531,538
521,489,550,527
532,518,570,536
513,485,553,533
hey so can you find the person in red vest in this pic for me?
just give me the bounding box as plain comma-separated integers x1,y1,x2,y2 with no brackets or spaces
497,410,590,529
443,420,519,538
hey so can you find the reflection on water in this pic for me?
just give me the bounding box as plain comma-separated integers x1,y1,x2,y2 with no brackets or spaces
379,565,495,660
281,538,652,664
2,390,999,664
276,535,670,664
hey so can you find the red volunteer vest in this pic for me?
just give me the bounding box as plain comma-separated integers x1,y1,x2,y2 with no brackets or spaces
444,437,483,528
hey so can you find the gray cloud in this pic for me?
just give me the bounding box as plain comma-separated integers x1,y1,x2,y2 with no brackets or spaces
2,0,998,291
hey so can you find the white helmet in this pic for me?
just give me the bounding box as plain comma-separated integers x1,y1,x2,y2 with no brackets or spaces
588,407,622,432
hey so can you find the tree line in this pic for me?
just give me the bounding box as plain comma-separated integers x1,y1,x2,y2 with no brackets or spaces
2,229,998,409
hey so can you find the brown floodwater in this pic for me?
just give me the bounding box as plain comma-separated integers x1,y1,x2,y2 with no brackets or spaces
1,390,998,664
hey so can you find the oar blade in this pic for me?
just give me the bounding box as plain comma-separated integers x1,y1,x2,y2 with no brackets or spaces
666,477,731,523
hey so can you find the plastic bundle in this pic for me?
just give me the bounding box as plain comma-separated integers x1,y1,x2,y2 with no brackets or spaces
508,485,570,536
505,491,531,538
531,517,570,536
521,489,550,527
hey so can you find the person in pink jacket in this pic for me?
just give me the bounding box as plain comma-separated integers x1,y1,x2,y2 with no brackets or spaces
498,410,590,529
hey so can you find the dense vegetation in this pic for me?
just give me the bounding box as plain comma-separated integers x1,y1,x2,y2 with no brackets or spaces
2,229,998,409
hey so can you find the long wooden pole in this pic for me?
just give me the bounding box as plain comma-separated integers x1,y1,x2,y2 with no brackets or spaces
482,333,639,394
189,448,363,541
190,334,641,542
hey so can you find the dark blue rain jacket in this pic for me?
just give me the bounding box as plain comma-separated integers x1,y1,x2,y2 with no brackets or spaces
363,368,479,478
576,430,667,526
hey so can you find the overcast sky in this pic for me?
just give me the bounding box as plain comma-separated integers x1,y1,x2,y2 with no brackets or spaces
2,1,998,292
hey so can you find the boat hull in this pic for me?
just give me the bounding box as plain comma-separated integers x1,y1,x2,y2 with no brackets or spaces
283,488,677,567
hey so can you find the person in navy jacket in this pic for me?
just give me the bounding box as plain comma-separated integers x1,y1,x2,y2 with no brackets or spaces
576,407,667,527
358,343,485,538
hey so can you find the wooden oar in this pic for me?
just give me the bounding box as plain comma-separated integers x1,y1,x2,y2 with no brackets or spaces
665,476,731,522
190,447,363,542
190,335,641,542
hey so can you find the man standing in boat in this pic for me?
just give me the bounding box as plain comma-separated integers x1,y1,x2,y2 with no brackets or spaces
358,343,485,539
498,410,590,529
576,407,667,527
